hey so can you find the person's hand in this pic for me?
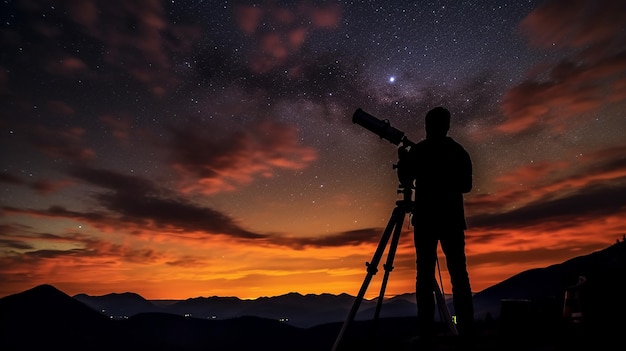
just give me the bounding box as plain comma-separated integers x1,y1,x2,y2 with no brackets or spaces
398,144,411,159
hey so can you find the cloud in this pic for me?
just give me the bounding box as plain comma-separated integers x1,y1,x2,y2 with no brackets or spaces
272,228,383,249
234,4,263,34
468,181,626,230
1,166,267,241
234,2,341,73
467,145,626,230
467,242,605,268
69,167,267,239
0,228,35,250
0,228,175,290
45,100,76,116
0,172,24,185
30,179,72,195
12,0,203,96
518,0,626,49
27,125,95,161
498,0,626,134
0,172,71,195
44,56,88,77
168,120,317,195
100,113,133,144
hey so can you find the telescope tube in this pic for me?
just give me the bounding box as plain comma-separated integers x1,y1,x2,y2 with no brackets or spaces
352,108,405,145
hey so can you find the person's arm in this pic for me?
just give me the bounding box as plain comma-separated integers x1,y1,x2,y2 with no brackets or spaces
460,148,472,194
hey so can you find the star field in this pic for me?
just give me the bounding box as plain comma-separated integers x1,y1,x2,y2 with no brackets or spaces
0,0,625,299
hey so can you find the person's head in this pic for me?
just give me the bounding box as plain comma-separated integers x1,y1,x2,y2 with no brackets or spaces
424,106,450,139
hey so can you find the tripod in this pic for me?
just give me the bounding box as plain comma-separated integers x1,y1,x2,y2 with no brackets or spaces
331,187,457,351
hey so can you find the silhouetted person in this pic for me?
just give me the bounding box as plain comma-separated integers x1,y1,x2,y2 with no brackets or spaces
405,106,475,343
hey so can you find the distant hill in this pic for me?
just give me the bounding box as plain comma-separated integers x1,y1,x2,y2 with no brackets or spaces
473,239,626,329
0,284,331,351
74,291,160,318
72,241,626,329
2,241,625,350
0,284,113,350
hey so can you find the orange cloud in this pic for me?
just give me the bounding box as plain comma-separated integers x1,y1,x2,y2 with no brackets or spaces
498,0,626,134
234,5,263,34
169,120,317,195
233,2,342,74
306,3,342,28
466,144,626,235
519,0,626,49
44,56,88,76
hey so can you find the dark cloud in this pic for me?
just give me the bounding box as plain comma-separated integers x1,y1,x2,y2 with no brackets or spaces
68,166,266,239
30,179,69,195
498,0,626,134
63,0,202,96
467,242,607,267
2,167,267,240
27,125,95,161
165,256,206,268
499,55,626,133
23,248,88,259
70,167,158,196
1,0,201,97
473,145,626,211
273,228,383,249
0,173,70,195
468,179,626,230
580,145,626,174
0,172,24,185
468,144,626,230
0,227,167,271
167,120,317,195
0,237,33,250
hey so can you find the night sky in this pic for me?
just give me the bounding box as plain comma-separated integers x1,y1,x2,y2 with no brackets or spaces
1,0,625,300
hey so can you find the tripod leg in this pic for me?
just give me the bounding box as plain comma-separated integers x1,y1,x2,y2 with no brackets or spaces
331,206,405,351
434,279,458,335
372,210,405,332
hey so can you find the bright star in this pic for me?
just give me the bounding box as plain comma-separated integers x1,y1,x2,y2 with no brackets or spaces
389,76,396,83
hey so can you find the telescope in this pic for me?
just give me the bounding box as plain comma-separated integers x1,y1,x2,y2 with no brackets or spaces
351,108,415,191
352,108,414,146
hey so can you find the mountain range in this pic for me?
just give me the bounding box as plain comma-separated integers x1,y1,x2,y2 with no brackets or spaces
1,240,625,350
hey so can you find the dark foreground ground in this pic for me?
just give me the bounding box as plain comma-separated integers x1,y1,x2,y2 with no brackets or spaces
0,313,618,351
333,317,618,351
1,283,621,351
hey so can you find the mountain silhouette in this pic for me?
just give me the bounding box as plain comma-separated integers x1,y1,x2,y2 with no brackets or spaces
473,239,626,327
0,284,113,350
74,291,160,318
1,241,624,350
0,285,329,351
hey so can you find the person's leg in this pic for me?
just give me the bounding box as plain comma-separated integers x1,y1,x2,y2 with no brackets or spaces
414,230,438,338
440,230,475,336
